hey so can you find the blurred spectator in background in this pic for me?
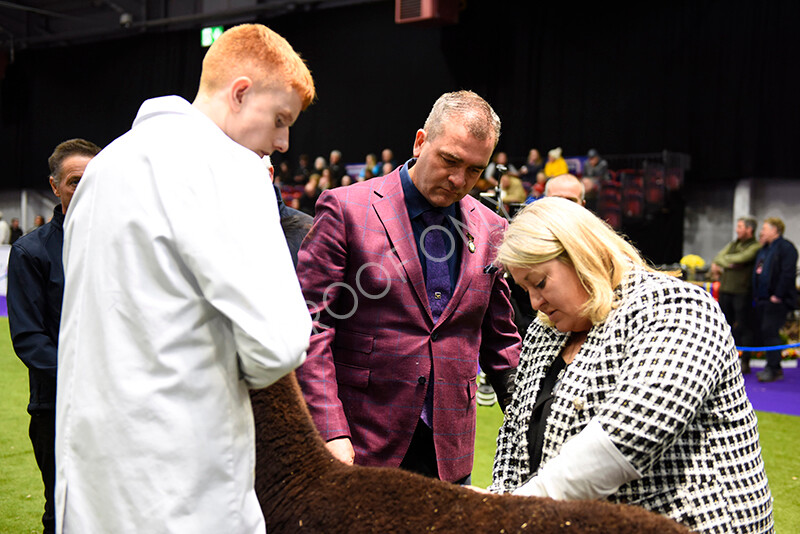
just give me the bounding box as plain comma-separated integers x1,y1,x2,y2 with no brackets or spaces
267,155,313,269
0,211,10,244
298,173,322,216
329,149,346,187
359,153,380,180
319,168,333,191
544,147,568,178
10,218,23,244
530,171,547,199
582,149,608,212
583,148,609,181
380,148,396,171
28,215,46,233
500,172,527,205
8,138,101,534
294,153,312,184
485,151,518,185
520,148,544,183
752,217,798,383
276,160,292,185
544,173,585,205
313,155,327,174
711,216,761,373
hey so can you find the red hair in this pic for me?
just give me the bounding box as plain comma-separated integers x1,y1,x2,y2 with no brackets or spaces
198,24,315,109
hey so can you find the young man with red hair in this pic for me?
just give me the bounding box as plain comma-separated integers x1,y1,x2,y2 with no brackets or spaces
55,25,314,533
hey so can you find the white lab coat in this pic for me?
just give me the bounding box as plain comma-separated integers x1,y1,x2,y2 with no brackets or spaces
55,96,310,533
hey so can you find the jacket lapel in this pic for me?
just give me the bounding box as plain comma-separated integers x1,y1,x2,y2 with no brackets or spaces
371,173,430,319
433,200,485,327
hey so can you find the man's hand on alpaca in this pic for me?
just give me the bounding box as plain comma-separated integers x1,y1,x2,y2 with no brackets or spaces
326,437,355,465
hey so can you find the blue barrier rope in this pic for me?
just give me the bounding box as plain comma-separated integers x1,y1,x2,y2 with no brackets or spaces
736,341,800,352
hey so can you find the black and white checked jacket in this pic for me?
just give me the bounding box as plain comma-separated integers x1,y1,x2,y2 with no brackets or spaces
490,269,774,534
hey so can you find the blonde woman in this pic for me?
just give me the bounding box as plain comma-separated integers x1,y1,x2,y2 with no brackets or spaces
490,197,773,533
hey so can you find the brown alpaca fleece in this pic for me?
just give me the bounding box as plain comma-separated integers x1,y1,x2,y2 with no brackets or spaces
251,373,691,534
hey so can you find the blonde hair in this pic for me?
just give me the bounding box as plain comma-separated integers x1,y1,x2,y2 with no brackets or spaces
764,217,785,235
198,24,315,110
497,197,649,325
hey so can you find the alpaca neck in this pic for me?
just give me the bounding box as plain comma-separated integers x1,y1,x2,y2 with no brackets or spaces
250,372,336,503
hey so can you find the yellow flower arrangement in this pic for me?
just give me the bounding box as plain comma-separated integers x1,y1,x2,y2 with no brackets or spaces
680,254,706,270
679,254,707,281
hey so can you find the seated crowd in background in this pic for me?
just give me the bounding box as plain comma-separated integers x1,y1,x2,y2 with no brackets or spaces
273,146,613,217
273,148,399,215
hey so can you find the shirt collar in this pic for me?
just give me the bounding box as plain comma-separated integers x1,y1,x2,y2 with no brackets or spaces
51,203,65,228
400,158,458,222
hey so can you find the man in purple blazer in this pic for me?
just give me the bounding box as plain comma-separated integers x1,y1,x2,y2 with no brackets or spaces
295,91,521,484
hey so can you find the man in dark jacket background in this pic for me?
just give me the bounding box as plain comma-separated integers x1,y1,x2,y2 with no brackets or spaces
7,138,100,534
265,155,313,269
752,216,799,383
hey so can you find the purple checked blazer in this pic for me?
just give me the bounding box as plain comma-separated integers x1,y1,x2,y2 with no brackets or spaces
295,169,521,482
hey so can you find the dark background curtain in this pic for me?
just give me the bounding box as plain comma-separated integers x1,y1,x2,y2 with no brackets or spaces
2,0,798,187
0,0,797,263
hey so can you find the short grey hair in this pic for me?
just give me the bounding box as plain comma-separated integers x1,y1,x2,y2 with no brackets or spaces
738,216,757,234
423,90,501,147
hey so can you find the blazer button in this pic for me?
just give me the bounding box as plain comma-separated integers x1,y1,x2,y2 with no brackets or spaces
431,332,439,341
418,376,426,385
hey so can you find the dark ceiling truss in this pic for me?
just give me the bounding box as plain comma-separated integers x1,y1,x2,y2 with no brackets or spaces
0,0,383,52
